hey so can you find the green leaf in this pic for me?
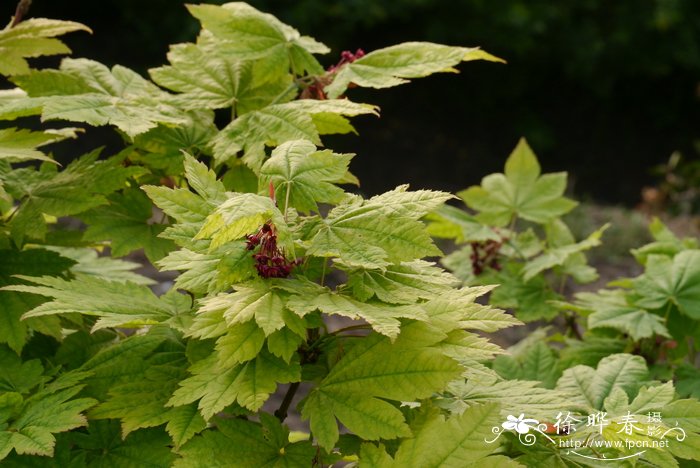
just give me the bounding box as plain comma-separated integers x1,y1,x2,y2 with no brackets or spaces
150,34,293,112
288,291,426,339
577,289,670,340
0,248,74,353
377,403,502,468
175,416,314,468
634,250,700,318
0,345,45,393
187,2,328,76
0,19,90,76
493,342,560,388
11,59,186,137
555,354,648,410
157,242,255,294
3,149,143,242
211,99,378,170
305,187,449,269
0,127,81,163
259,139,353,214
80,188,175,263
132,110,217,172
215,321,266,368
199,281,294,336
87,347,206,446
0,377,97,460
6,275,190,332
345,260,459,304
487,263,561,322
632,217,698,264
197,193,286,250
325,42,503,98
68,420,175,467
169,350,300,418
440,379,575,420
459,138,577,226
521,224,607,281
301,322,462,450
46,246,154,285
426,204,502,242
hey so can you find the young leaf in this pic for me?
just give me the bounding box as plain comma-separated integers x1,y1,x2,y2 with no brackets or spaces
0,19,91,76
305,189,448,269
187,2,328,76
325,42,503,98
344,260,459,304
577,289,670,340
459,138,577,226
150,34,293,112
555,354,649,410
633,250,700,319
521,224,607,281
287,291,427,339
259,139,354,214
211,99,378,170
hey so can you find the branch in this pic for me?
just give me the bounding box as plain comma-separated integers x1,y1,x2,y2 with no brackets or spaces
274,382,300,422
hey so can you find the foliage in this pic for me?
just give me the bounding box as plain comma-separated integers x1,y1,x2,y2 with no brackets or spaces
0,2,698,467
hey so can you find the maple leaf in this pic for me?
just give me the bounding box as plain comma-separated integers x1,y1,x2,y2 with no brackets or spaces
10,58,186,137
186,2,329,76
459,138,577,226
259,139,354,214
325,42,504,98
80,188,175,263
301,322,462,450
0,19,90,76
304,186,451,269
175,415,314,468
6,275,191,332
150,32,294,113
168,350,300,419
0,127,81,163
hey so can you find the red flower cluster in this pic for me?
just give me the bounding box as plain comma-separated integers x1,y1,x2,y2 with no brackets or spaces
470,239,503,275
246,222,299,278
327,48,365,73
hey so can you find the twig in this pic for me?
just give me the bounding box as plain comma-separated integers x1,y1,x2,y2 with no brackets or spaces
274,382,300,422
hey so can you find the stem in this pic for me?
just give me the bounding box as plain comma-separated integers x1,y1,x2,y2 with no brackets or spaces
565,312,583,340
319,259,327,286
270,82,299,105
329,324,371,335
274,382,300,422
557,274,567,295
283,182,291,222
507,214,517,233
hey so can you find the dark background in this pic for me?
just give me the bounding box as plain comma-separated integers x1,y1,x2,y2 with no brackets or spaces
15,0,700,205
